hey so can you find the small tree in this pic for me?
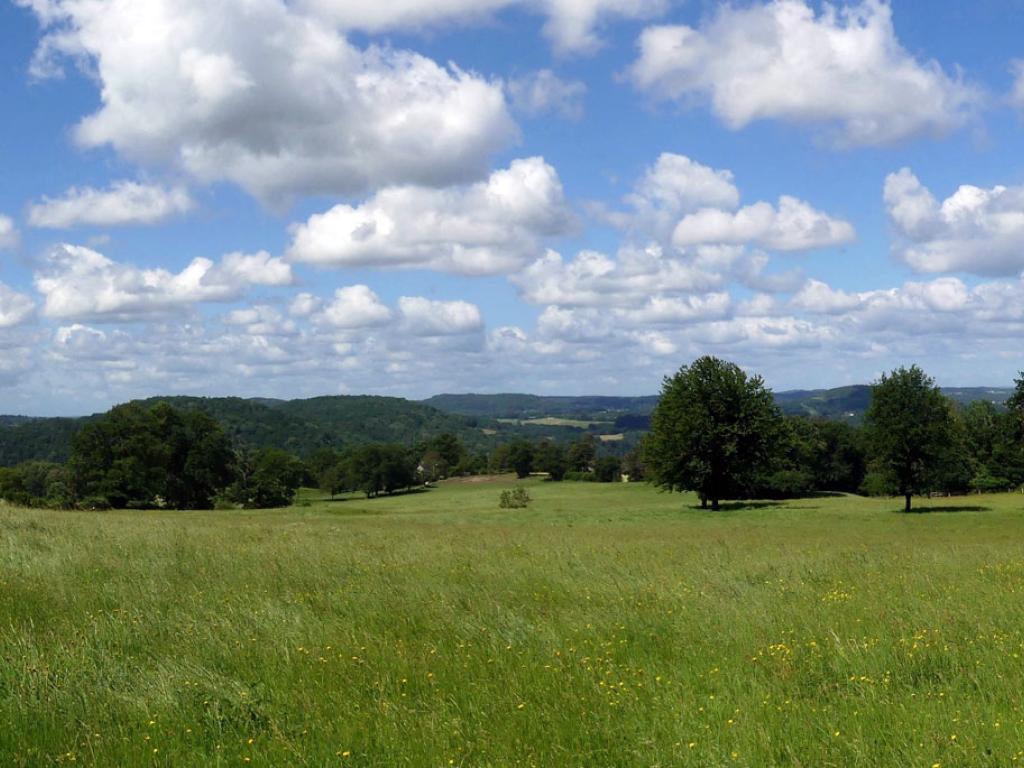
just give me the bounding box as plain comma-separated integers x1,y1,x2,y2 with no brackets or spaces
506,440,534,479
644,356,782,510
594,455,621,483
864,366,957,512
535,441,568,481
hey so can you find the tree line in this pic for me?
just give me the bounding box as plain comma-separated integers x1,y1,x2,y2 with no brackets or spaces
644,357,1024,511
2,359,1022,511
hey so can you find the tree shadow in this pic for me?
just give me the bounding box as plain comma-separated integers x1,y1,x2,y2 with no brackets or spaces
690,501,784,512
896,505,991,514
315,487,434,504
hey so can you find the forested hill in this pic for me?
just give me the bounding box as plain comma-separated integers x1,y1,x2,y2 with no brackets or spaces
1,386,1014,467
425,386,1015,425
421,394,661,420
0,395,483,466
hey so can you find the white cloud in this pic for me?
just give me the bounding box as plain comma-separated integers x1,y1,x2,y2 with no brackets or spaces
629,0,978,146
34,244,293,320
28,181,194,228
508,70,587,120
0,283,35,328
301,0,667,54
23,0,516,205
790,279,861,314
0,215,18,249
224,305,298,337
608,153,740,237
288,157,574,275
672,196,855,251
885,168,1024,276
314,285,393,330
512,245,734,307
398,296,483,336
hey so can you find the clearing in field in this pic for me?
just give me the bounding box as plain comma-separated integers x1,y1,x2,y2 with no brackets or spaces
496,417,612,428
3,480,1024,766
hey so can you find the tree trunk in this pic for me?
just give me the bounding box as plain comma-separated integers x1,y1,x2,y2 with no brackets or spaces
700,496,707,509
905,493,912,513
712,498,720,511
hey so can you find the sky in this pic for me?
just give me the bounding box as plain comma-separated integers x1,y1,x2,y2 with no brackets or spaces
2,0,1024,416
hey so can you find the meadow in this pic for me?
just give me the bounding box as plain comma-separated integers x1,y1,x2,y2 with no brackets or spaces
2,480,1024,766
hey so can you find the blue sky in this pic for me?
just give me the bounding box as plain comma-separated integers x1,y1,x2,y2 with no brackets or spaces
2,0,1024,415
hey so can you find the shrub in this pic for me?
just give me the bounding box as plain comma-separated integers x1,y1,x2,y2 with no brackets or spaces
565,471,595,482
499,486,531,509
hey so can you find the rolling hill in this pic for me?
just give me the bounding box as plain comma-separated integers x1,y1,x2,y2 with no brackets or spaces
0,385,1015,467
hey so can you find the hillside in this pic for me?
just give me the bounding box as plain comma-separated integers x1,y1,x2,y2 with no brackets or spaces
422,393,660,420
1,385,1015,467
0,396,486,466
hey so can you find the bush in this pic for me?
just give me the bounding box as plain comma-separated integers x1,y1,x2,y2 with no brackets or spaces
499,486,531,509
565,471,595,482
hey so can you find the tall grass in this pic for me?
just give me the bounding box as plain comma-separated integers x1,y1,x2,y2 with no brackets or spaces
2,480,1024,766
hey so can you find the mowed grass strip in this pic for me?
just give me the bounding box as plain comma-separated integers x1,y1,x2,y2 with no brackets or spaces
2,481,1024,766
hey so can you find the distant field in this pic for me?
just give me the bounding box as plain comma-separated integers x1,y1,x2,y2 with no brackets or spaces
496,417,612,428
3,482,1024,766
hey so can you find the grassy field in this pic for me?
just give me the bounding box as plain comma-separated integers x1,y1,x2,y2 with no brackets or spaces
496,417,611,429
3,480,1024,766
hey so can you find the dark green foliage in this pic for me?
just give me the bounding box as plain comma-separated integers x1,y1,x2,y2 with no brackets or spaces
428,433,464,469
961,399,1024,492
644,356,783,510
593,456,621,483
535,441,568,481
621,449,646,481
68,402,235,510
760,417,866,497
346,444,418,498
567,435,596,472
228,448,304,509
507,441,534,479
0,462,69,507
864,366,959,512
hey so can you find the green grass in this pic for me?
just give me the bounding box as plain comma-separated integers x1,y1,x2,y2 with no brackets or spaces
3,481,1024,766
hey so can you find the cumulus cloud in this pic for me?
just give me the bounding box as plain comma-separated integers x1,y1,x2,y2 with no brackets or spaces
671,196,855,251
288,157,574,275
0,215,18,249
607,153,740,237
314,285,393,330
34,244,293,320
508,70,587,120
0,283,35,328
885,168,1024,276
397,297,484,336
629,0,978,145
512,245,738,307
28,181,194,228
601,153,852,252
301,0,667,54
23,0,516,205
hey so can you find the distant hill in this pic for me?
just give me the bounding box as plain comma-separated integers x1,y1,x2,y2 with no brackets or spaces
0,395,486,467
424,386,1017,426
0,386,1015,467
422,393,660,420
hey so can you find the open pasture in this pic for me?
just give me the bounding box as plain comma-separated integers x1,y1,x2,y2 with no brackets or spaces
3,481,1024,766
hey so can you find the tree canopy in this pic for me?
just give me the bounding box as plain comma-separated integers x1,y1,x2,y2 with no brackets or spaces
644,356,782,510
864,366,959,512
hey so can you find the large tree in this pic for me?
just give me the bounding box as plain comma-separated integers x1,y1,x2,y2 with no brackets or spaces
864,366,957,512
644,356,782,510
69,401,234,509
